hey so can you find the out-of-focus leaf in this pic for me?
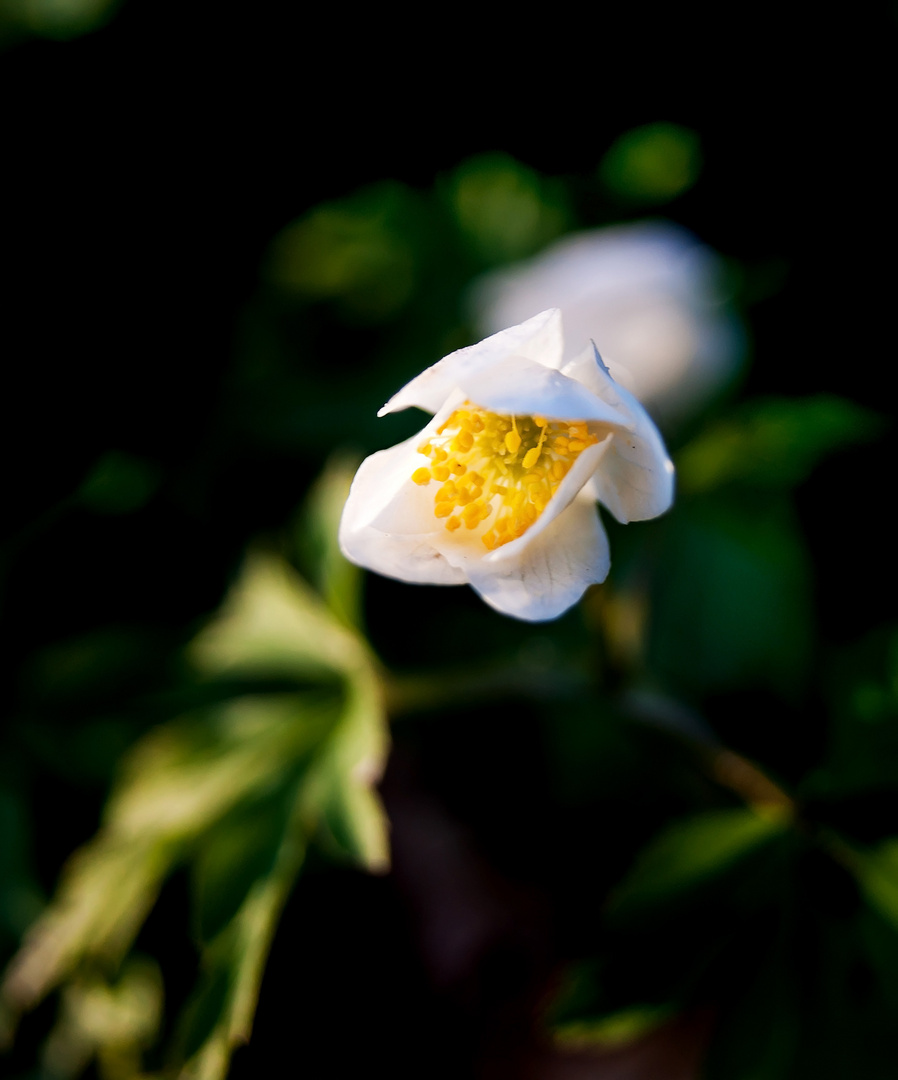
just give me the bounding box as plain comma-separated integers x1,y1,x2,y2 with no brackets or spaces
1,550,389,1080
707,898,893,1080
703,931,798,1080
0,782,42,952
264,181,425,323
2,692,329,1019
852,839,898,931
650,497,812,695
554,1008,714,1080
176,793,307,1080
554,1003,673,1049
2,836,169,1015
41,958,162,1080
189,550,369,686
444,153,572,264
188,551,389,871
858,904,898,1010
599,122,702,203
192,791,293,947
0,0,122,43
677,395,883,494
293,454,363,632
77,451,161,515
22,626,164,706
802,627,898,807
609,807,790,915
108,694,335,843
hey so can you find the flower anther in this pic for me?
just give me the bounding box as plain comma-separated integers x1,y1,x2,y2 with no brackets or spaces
412,405,602,551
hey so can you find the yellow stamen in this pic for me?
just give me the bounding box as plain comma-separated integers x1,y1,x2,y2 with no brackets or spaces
410,403,602,548
522,446,541,470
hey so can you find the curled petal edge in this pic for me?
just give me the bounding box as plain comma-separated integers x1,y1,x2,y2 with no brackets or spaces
564,343,675,522
378,308,564,417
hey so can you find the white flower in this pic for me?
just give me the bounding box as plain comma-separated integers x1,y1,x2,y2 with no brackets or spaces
471,222,745,428
338,309,674,622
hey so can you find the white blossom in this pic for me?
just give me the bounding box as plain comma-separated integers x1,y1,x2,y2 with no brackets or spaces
471,222,744,428
339,309,674,621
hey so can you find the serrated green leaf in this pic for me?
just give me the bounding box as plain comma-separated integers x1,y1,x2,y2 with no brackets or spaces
2,549,389,1080
187,552,389,872
42,958,163,1080
187,549,374,686
177,799,307,1080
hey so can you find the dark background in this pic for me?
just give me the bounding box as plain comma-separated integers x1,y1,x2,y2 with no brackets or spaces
2,3,897,1077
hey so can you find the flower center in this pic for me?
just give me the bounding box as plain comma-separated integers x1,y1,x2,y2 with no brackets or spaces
410,403,600,550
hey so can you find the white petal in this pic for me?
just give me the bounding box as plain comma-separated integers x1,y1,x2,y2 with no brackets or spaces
465,496,610,621
563,344,675,523
459,356,630,425
378,308,564,417
339,436,467,585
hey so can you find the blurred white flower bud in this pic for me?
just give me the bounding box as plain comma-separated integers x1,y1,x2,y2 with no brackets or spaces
470,222,745,429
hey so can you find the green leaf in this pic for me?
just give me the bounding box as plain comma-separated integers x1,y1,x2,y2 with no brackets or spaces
186,551,390,873
858,904,898,1011
187,549,375,686
77,450,161,514
677,395,883,495
599,122,702,203
177,794,308,1080
264,181,425,323
650,496,812,696
554,1004,673,1050
801,626,898,801
703,931,799,1080
852,839,898,931
293,454,364,632
192,783,301,947
2,550,389,1080
609,807,790,915
443,152,572,264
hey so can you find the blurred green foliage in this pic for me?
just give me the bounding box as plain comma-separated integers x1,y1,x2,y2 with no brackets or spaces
2,467,388,1079
599,122,703,204
443,153,573,264
0,0,120,44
